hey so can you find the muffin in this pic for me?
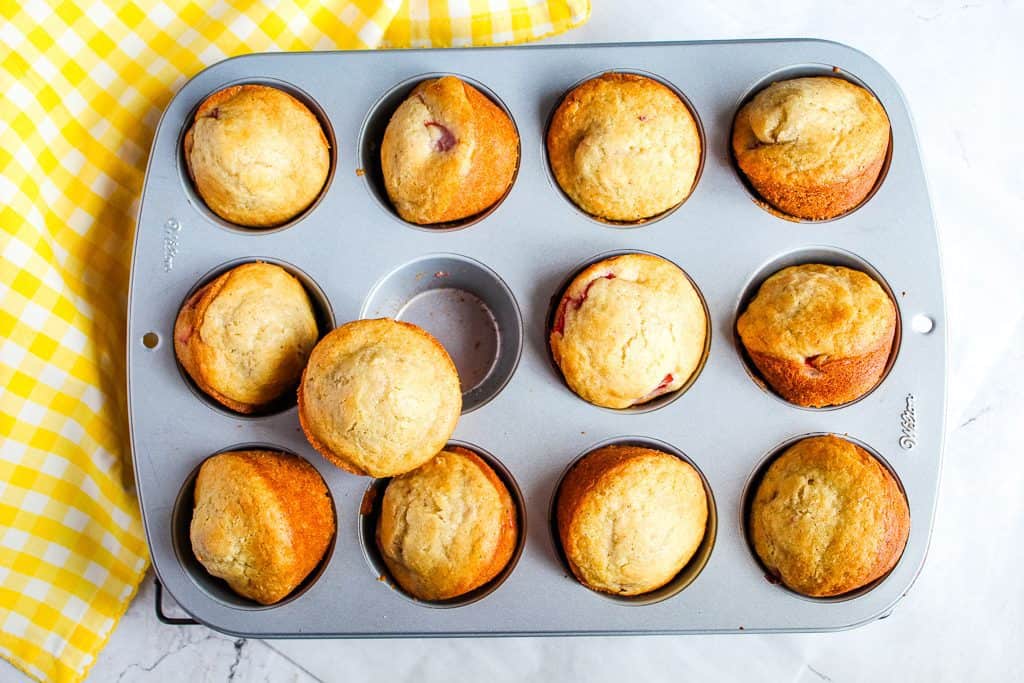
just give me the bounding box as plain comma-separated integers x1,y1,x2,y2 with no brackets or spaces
546,72,702,222
174,262,319,413
732,77,890,220
381,76,519,224
550,253,707,409
184,84,330,227
556,445,708,596
749,435,910,597
376,446,518,601
190,450,335,605
298,318,462,477
736,263,897,407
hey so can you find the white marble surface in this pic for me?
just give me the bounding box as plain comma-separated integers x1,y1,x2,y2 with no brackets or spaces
6,1,1022,680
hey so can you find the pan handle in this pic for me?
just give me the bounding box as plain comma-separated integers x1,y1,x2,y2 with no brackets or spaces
154,577,199,626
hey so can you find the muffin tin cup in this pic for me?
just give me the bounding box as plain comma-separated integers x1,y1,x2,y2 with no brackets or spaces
357,440,528,609
170,443,338,611
357,73,521,232
541,69,707,228
548,436,717,605
545,248,711,414
728,63,894,223
739,432,910,603
177,77,339,234
732,245,902,411
174,256,336,418
361,253,523,413
129,39,945,637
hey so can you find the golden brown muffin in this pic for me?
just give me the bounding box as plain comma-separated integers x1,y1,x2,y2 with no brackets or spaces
546,72,702,222
298,318,462,477
376,446,518,601
189,450,335,605
732,77,890,220
736,263,897,407
549,253,707,409
556,445,708,596
174,262,319,413
184,84,330,227
381,76,519,225
749,435,910,597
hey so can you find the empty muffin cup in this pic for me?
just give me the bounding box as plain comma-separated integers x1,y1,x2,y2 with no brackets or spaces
361,254,522,413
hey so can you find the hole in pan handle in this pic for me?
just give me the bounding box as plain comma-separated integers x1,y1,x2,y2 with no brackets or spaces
154,577,199,626
911,314,935,334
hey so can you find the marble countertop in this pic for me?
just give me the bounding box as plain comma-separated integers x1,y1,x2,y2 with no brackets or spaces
7,0,1022,680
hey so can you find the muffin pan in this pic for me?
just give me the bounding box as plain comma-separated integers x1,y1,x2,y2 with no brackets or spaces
128,39,945,635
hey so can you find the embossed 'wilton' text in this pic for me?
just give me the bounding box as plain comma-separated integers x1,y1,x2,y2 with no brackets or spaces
899,393,917,450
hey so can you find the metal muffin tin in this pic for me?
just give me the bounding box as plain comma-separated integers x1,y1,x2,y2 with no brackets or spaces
127,39,946,636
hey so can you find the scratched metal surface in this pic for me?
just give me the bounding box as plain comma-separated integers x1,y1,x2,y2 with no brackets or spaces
127,39,945,636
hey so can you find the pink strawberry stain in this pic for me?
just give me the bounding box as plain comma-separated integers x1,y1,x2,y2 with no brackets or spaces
552,273,615,335
425,121,456,152
176,297,201,342
634,373,675,405
803,354,825,376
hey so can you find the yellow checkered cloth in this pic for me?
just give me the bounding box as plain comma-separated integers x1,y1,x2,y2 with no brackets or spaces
0,1,589,681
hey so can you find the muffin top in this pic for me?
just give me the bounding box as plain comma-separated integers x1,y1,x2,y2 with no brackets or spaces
173,262,319,413
557,445,708,595
550,253,707,409
749,435,910,597
190,450,335,605
732,77,889,188
184,84,330,227
298,318,462,478
737,264,896,363
546,72,701,221
381,76,518,224
377,446,517,601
